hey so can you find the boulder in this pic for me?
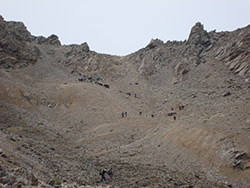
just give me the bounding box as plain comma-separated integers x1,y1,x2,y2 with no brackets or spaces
145,39,164,50
175,62,189,77
35,34,61,46
46,34,61,46
235,152,249,160
81,42,90,52
222,91,231,97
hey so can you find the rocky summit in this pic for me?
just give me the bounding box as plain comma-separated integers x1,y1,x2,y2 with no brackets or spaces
0,15,250,188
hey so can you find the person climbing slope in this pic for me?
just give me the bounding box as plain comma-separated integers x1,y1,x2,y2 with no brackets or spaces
99,168,107,182
107,168,113,181
173,114,176,120
179,105,182,110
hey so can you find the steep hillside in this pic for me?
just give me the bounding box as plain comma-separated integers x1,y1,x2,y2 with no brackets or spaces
0,16,249,188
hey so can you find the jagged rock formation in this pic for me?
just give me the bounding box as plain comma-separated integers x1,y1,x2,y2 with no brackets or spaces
0,15,38,69
127,22,249,80
212,26,250,77
0,15,249,188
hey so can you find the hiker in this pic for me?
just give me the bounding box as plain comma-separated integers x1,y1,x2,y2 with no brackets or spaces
121,112,124,118
107,168,113,181
134,94,137,98
125,112,127,116
151,114,154,118
178,105,182,110
99,168,107,182
181,105,184,110
173,115,176,120
139,112,142,115
171,107,173,111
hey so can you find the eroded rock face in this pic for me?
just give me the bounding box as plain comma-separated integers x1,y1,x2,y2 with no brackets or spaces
188,22,211,47
225,30,250,77
132,22,249,79
0,16,39,69
35,34,61,46
211,25,250,78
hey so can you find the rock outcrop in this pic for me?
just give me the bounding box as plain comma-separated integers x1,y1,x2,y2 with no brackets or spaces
1,15,248,79
187,22,211,47
35,34,61,46
127,22,249,80
0,16,39,69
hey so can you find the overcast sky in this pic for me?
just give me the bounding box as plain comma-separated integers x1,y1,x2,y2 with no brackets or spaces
0,0,249,56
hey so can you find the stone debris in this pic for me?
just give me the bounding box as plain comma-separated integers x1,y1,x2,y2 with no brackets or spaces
0,15,249,188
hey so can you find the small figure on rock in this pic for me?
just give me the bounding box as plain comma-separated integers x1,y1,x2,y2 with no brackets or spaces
151,114,154,118
139,112,142,115
121,112,124,118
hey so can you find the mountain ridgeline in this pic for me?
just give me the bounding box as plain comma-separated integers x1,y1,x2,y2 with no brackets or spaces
1,15,249,79
0,15,250,187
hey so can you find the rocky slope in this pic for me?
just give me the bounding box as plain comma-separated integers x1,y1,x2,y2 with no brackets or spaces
0,15,249,188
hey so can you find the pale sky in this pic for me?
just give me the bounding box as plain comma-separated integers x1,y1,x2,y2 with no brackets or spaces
0,0,249,56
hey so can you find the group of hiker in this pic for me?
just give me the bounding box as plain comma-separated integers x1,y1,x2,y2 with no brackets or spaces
99,105,185,183
140,112,155,118
173,104,185,120
78,75,110,88
120,104,185,121
78,75,103,82
122,111,156,118
121,111,128,117
178,105,185,110
99,168,113,182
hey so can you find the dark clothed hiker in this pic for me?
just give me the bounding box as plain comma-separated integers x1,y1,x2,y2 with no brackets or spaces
100,168,107,182
107,168,113,181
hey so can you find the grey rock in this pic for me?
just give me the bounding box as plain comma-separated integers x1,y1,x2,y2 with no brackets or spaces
235,152,249,160
0,176,9,184
222,91,231,97
47,34,61,46
188,22,211,48
0,17,38,69
48,179,55,186
81,42,90,52
232,160,244,170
